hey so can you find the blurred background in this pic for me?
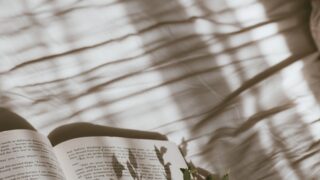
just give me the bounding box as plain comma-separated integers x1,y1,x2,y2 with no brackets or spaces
1,0,320,179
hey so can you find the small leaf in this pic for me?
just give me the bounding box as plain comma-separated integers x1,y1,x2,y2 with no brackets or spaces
222,173,229,180
180,168,191,180
189,166,198,174
205,175,215,180
180,168,188,173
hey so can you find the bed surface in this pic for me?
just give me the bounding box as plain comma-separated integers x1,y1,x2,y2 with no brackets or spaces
1,0,320,179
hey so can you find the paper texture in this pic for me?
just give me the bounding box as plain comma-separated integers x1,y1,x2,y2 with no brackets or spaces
54,136,187,180
0,130,65,179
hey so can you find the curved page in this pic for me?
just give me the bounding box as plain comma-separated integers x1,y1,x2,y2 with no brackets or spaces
0,130,66,179
54,136,187,180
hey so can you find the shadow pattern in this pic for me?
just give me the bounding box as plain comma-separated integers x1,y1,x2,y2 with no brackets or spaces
1,0,319,179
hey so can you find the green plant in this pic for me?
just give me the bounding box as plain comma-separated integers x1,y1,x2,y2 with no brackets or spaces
180,166,229,180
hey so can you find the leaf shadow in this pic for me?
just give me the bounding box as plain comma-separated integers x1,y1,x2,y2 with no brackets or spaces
154,145,172,180
112,154,125,179
126,149,143,180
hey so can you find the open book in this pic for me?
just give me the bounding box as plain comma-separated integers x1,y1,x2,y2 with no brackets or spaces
0,129,188,179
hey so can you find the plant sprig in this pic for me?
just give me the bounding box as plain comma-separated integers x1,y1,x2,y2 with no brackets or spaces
180,166,229,180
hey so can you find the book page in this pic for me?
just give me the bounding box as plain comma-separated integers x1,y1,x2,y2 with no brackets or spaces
0,130,66,179
54,137,188,180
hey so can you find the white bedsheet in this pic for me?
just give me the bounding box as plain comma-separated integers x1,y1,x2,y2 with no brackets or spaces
1,0,319,179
